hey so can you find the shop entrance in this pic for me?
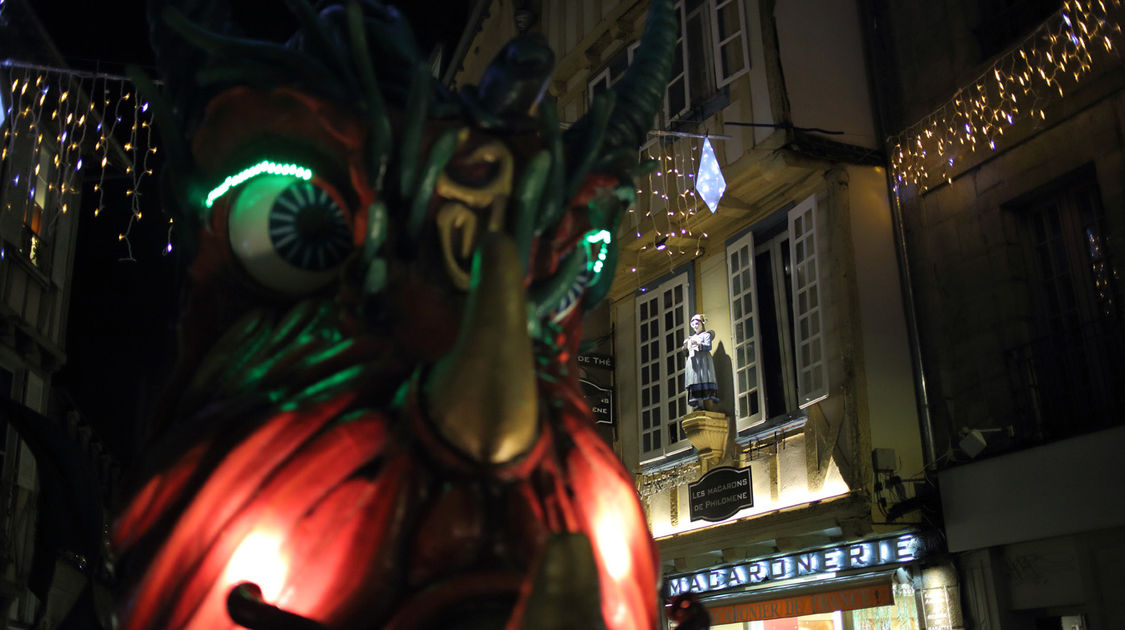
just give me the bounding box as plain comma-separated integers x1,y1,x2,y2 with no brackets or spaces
705,583,921,630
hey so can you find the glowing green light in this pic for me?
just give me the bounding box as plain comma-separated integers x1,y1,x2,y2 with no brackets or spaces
583,229,612,277
204,160,314,208
585,229,611,245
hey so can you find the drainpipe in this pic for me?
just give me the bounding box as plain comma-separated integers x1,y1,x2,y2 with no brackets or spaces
886,180,938,468
857,0,939,468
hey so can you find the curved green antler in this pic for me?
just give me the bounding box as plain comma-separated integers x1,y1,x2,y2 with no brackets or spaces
600,0,677,153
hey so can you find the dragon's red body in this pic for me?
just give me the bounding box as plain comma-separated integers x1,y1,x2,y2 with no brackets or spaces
113,2,676,628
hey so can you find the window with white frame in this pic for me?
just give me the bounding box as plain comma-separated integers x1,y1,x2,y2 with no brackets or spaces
665,0,750,122
727,228,765,429
587,42,639,106
790,196,828,407
665,1,691,120
20,145,53,270
636,271,691,461
727,196,828,429
711,0,750,87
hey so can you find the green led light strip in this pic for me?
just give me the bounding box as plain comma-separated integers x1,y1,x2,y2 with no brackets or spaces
584,229,611,275
585,229,611,244
204,160,314,208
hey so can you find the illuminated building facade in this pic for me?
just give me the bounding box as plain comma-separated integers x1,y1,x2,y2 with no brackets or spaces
868,1,1125,628
453,1,936,628
0,1,118,627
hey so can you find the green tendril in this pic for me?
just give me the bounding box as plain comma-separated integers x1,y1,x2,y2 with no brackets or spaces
346,1,391,187
513,149,552,272
162,6,348,102
535,99,565,235
565,92,614,203
407,126,461,239
399,63,432,197
281,0,353,86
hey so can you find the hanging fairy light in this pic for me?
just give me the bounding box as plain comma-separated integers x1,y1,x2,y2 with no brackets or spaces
888,0,1124,195
0,61,162,259
627,132,724,281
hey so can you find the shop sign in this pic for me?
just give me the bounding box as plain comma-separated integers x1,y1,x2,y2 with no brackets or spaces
921,585,963,630
688,466,753,522
577,353,613,370
709,583,894,624
665,534,924,598
578,379,614,425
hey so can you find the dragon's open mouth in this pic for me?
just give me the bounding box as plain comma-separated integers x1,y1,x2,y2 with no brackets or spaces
436,201,492,290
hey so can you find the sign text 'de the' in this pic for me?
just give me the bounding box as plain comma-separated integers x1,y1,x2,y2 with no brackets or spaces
577,353,614,369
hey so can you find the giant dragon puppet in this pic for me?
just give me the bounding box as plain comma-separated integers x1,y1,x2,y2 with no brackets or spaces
113,1,675,628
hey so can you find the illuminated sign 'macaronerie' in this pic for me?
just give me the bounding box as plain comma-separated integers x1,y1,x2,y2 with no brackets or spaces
665,534,924,598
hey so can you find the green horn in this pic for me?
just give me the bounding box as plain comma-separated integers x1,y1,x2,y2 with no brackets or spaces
570,0,676,153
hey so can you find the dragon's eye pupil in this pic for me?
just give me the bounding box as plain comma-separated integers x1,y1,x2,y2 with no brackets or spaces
268,181,352,271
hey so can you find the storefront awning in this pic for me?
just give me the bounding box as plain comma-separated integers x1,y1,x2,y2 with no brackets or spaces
706,571,896,624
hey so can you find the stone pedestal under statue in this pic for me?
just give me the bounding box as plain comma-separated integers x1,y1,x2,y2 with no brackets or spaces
681,409,731,472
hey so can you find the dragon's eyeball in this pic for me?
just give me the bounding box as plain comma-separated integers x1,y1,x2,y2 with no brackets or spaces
227,175,354,295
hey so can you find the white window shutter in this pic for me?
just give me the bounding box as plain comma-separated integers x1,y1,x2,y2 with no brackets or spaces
635,272,691,462
661,274,691,455
726,230,766,430
636,291,664,461
664,1,691,121
587,67,611,107
789,195,829,408
710,0,751,88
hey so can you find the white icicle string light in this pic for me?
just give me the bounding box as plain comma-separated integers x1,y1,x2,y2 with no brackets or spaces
889,0,1125,195
0,65,162,258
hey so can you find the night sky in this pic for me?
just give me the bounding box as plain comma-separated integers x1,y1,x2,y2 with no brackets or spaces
31,0,472,468
35,1,470,72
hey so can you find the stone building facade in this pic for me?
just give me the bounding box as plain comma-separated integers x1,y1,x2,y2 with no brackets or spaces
868,1,1125,628
454,1,936,628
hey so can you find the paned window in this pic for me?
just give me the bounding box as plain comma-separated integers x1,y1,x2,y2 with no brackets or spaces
1006,169,1124,438
727,195,828,428
636,272,691,461
665,0,750,121
790,196,828,407
21,145,53,270
727,229,765,429
589,43,638,106
711,0,750,87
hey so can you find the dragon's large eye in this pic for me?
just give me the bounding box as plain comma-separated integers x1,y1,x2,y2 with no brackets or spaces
227,174,354,294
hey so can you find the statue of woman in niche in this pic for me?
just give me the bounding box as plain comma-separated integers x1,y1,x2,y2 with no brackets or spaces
683,313,719,409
